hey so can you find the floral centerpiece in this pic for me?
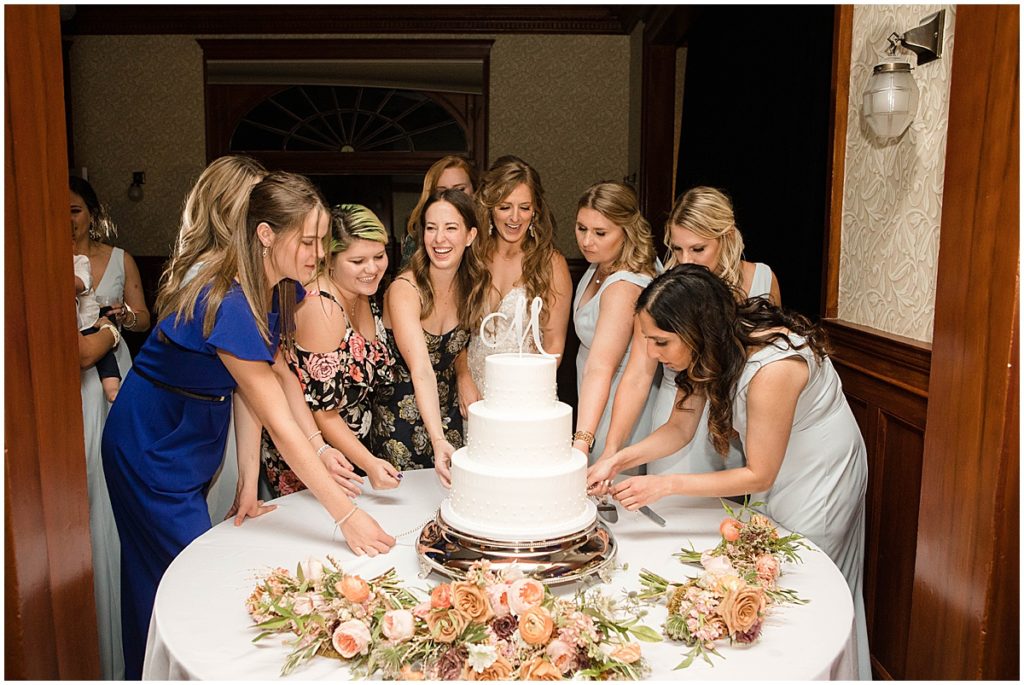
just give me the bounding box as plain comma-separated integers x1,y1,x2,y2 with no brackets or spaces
638,500,810,668
247,557,659,679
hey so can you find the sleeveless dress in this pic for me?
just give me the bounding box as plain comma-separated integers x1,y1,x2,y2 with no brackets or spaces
81,246,130,680
260,291,395,497
648,262,774,475
466,285,539,391
373,320,470,470
733,333,870,680
102,282,295,679
573,266,656,461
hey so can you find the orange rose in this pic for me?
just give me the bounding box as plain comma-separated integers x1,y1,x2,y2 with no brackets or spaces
610,643,642,664
336,575,370,603
719,517,742,542
466,655,513,680
518,657,562,680
399,664,425,681
426,607,467,643
431,583,452,609
718,585,767,635
508,578,546,615
518,606,554,645
451,581,494,624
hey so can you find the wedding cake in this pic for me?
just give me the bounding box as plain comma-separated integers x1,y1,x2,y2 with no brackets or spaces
440,352,597,541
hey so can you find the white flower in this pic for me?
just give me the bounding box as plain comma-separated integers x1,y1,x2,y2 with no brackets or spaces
700,551,736,578
299,558,325,582
466,643,498,673
500,565,525,582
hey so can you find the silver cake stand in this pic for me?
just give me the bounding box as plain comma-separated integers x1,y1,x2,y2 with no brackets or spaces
416,512,617,586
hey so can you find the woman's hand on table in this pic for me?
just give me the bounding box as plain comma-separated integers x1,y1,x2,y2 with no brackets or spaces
586,455,621,496
319,447,364,497
341,509,396,557
365,457,402,490
432,438,455,488
227,490,278,526
610,475,672,511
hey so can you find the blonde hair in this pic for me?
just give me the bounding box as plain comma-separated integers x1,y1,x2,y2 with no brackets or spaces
577,181,658,277
155,155,266,318
406,189,491,330
329,203,390,258
406,155,478,239
474,157,560,323
663,186,745,289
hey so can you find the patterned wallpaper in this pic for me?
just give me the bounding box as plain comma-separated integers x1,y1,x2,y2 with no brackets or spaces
68,33,632,260
839,5,956,342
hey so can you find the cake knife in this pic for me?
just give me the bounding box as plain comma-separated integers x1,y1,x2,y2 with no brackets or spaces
638,505,666,527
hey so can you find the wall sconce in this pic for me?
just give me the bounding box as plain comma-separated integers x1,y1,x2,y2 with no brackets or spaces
862,10,945,139
128,171,146,202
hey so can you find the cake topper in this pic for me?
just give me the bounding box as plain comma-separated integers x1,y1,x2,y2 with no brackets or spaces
480,294,558,357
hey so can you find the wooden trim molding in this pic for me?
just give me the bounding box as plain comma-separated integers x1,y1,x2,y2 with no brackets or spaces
822,5,852,318
822,319,931,397
197,38,495,62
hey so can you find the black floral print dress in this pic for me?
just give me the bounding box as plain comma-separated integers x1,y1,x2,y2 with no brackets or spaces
260,292,394,497
373,324,470,471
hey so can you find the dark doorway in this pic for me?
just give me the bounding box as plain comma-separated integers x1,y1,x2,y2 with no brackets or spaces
675,5,834,318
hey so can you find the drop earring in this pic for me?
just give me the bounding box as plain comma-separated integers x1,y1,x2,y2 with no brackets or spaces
489,218,496,236
528,221,536,239
262,246,268,258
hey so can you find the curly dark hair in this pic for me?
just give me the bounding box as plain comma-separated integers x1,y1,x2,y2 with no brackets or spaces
636,263,829,457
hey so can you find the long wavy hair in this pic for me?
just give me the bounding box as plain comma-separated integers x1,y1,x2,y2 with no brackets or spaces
69,175,117,242
663,186,745,289
577,181,658,277
406,189,491,330
160,171,326,347
474,157,560,323
155,155,266,319
405,155,478,240
637,264,829,457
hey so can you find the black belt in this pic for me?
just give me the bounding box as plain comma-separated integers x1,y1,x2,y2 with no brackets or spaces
132,366,227,403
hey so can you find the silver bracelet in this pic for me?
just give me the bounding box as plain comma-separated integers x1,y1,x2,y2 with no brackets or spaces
316,443,330,457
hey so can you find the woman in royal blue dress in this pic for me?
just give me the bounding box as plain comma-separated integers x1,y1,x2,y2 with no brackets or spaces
102,171,395,678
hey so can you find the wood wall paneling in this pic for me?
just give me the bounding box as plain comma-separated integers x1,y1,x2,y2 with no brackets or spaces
823,5,852,318
4,4,101,679
906,4,1019,680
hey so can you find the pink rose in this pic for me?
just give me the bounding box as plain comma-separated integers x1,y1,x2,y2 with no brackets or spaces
755,554,781,585
431,583,452,609
292,594,315,616
486,583,511,618
348,363,365,384
349,335,367,362
382,609,415,642
508,578,545,616
305,351,341,382
412,601,432,618
332,619,371,658
700,551,736,577
299,558,325,581
610,643,642,664
545,639,576,674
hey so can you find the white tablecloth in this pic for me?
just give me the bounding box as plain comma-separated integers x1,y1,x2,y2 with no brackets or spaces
144,469,857,680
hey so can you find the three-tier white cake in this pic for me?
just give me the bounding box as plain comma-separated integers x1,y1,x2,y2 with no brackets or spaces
440,352,597,541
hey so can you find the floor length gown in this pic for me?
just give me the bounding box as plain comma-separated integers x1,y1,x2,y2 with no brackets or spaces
102,283,291,679
81,246,130,680
733,332,870,680
649,262,774,475
573,266,656,461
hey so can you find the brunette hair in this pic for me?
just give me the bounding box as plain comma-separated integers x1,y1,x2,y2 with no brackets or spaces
69,175,117,241
406,189,491,330
663,186,745,289
577,181,658,277
405,155,478,239
636,263,828,457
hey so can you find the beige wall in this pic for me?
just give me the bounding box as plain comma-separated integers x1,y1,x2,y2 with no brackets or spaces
839,6,956,342
68,33,632,259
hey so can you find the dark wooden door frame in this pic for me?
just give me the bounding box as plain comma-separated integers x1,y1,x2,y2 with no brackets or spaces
5,4,101,679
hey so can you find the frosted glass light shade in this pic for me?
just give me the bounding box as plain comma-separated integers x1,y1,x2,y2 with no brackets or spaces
862,57,919,139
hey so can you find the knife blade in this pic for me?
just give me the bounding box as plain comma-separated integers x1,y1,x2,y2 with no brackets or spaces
638,506,666,527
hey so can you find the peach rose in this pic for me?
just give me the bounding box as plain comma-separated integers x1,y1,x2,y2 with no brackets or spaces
452,581,494,624
610,643,642,664
719,517,742,542
700,551,737,577
518,657,562,680
382,609,415,642
466,655,513,680
485,583,511,617
336,575,370,603
426,607,467,643
545,639,576,674
332,619,371,658
719,585,767,635
399,664,425,681
412,601,432,619
431,583,453,609
291,593,315,616
508,578,545,615
755,554,781,585
518,606,554,645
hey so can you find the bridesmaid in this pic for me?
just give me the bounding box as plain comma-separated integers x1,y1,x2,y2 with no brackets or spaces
102,173,395,678
375,189,490,486
459,156,572,408
261,204,401,496
588,263,868,680
598,186,781,474
400,154,478,267
570,182,659,461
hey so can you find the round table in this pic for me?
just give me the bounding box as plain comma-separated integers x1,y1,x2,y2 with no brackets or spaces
143,469,857,680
